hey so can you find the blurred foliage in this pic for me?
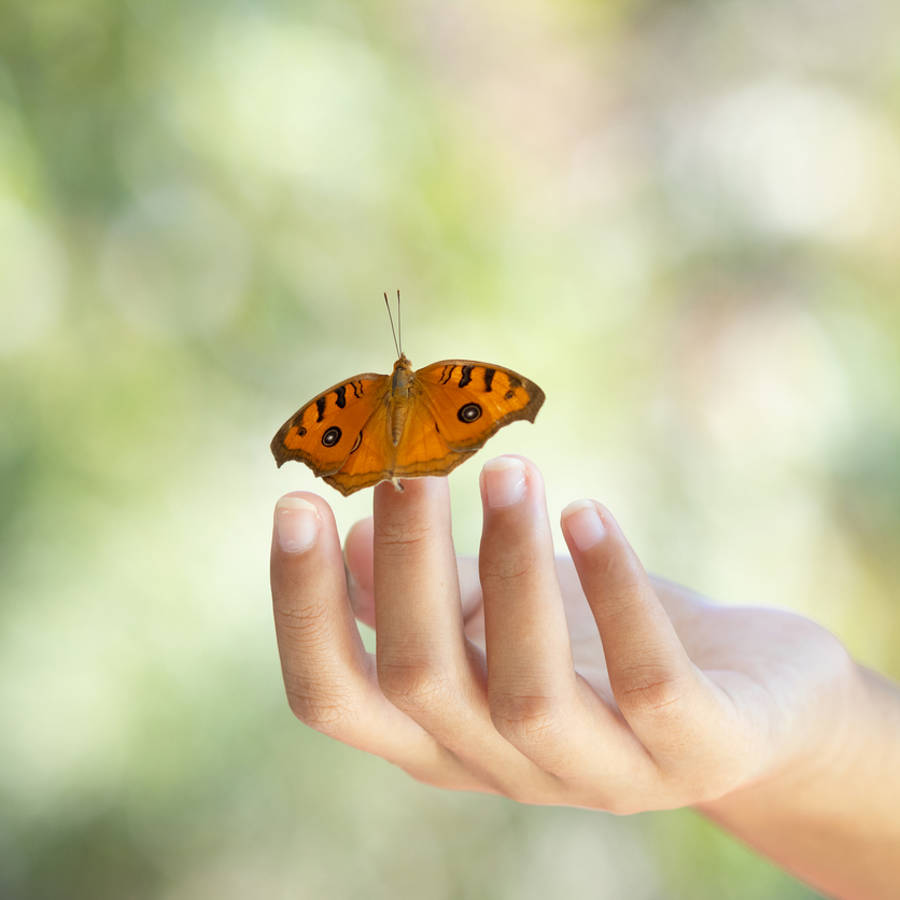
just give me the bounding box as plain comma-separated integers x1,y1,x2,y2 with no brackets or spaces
2,0,899,897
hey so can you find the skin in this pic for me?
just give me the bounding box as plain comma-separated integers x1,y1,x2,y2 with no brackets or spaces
270,457,900,900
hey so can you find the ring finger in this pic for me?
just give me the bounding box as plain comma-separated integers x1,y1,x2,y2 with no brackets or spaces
372,477,556,796
479,458,651,795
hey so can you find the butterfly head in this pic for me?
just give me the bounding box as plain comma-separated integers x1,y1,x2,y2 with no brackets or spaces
391,353,414,393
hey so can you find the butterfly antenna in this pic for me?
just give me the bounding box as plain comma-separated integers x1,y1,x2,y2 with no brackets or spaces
384,291,401,358
396,289,402,356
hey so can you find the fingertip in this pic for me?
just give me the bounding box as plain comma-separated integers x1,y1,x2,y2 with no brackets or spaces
344,517,375,589
346,566,376,627
561,499,610,553
480,456,527,508
479,455,545,512
563,498,636,549
345,516,374,559
275,490,333,518
563,501,655,616
274,492,324,554
478,454,556,594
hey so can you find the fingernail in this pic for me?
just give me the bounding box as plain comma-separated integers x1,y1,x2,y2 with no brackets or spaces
482,456,527,508
275,496,319,553
562,499,606,551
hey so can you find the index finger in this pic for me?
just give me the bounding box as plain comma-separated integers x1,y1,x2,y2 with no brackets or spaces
270,492,484,790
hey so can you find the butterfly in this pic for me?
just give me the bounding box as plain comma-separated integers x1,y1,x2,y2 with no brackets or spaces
270,293,545,495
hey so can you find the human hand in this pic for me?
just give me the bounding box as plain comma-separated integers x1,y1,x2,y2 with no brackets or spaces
269,456,861,813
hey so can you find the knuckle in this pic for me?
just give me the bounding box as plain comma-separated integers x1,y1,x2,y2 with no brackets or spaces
580,772,657,815
503,783,544,806
376,521,432,556
377,660,455,711
274,601,332,645
687,768,741,803
480,548,537,588
659,761,742,806
490,693,565,749
286,684,354,735
587,546,620,579
590,584,642,626
616,666,686,716
603,796,643,816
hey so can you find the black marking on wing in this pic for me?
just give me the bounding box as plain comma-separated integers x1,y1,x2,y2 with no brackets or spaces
350,431,363,454
335,385,347,408
349,381,360,399
315,396,326,422
483,368,495,392
459,365,473,388
441,366,456,385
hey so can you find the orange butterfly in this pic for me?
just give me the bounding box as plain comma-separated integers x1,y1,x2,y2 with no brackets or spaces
270,293,545,495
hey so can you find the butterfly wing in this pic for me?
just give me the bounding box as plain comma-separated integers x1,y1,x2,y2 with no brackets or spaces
320,399,392,495
270,373,390,475
414,360,545,453
272,359,545,496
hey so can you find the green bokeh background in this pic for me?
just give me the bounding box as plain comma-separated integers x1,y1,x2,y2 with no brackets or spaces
2,2,899,898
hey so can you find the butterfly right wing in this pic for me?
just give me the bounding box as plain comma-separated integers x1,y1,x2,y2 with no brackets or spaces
270,373,389,476
415,360,545,453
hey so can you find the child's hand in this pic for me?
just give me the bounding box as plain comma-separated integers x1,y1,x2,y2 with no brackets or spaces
270,456,851,806
270,456,900,898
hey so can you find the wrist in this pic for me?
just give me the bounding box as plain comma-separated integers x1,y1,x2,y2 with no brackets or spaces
696,658,900,900
701,642,864,813
702,620,860,811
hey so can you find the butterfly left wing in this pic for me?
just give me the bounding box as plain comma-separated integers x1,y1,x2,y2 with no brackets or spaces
414,360,545,453
270,372,389,475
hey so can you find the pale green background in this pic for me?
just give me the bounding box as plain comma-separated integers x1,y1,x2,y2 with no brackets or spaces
2,1,899,897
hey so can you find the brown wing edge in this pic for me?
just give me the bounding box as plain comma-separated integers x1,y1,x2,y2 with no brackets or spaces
269,371,385,469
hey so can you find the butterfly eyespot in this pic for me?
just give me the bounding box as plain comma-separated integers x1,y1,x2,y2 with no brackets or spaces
321,426,342,447
297,426,307,436
504,390,514,400
457,403,482,423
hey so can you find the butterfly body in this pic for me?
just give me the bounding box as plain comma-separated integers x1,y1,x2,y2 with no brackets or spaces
271,355,545,496
388,354,416,447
